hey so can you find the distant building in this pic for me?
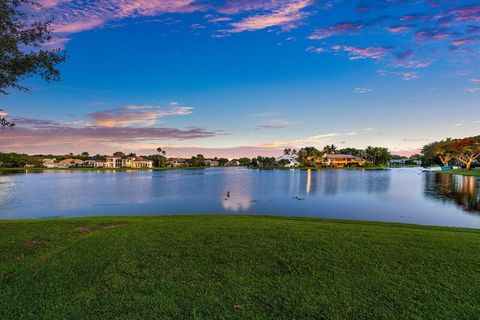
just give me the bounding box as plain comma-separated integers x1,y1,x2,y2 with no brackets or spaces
94,156,153,168
226,160,240,166
166,157,189,167
324,154,365,167
105,157,124,168
131,158,153,168
57,158,85,168
43,158,57,168
389,159,422,166
276,155,300,167
204,159,219,167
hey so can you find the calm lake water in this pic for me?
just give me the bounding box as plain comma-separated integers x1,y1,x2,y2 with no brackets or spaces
1,168,479,228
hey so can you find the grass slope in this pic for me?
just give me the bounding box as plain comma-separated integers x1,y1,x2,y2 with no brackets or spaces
436,169,480,177
1,215,479,319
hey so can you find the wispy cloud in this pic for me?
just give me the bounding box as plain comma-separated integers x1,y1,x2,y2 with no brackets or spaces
309,22,365,40
399,71,418,80
88,104,192,127
464,87,480,93
332,45,392,60
451,121,465,127
260,132,358,148
229,0,312,33
3,104,221,154
353,88,374,94
256,119,291,129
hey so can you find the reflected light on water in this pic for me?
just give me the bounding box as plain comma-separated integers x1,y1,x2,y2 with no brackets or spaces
306,169,311,194
425,173,480,213
222,193,252,211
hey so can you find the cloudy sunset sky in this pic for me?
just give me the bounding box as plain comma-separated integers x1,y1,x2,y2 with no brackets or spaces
1,0,480,158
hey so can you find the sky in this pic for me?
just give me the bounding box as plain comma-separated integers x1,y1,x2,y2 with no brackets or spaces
1,0,480,158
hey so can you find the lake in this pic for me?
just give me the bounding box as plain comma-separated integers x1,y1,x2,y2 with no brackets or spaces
1,168,479,228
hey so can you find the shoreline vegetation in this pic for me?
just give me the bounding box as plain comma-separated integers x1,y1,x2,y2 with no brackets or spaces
0,166,391,172
1,215,479,319
433,169,480,177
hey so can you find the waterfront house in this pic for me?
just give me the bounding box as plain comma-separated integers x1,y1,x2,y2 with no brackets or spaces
204,159,219,167
131,158,153,168
57,158,85,168
324,154,365,167
105,157,125,168
43,158,57,168
276,155,300,168
226,160,240,166
94,156,153,168
166,157,189,167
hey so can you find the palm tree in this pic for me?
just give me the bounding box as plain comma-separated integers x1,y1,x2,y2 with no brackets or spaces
283,148,291,156
298,147,322,167
323,144,337,155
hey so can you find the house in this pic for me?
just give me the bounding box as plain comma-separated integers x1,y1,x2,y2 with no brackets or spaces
324,154,365,167
166,157,189,167
131,158,153,168
105,157,125,168
226,160,240,166
57,158,85,168
43,158,57,168
82,160,96,167
389,159,422,166
204,159,219,167
276,155,300,168
93,156,153,168
94,161,107,168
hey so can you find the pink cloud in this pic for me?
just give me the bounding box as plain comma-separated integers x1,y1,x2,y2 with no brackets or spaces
218,0,291,15
38,0,69,9
415,29,456,42
332,45,392,60
470,78,480,83
52,18,105,34
309,22,365,40
88,104,192,128
229,0,312,33
464,87,480,93
449,5,480,23
48,0,200,35
400,72,418,80
1,115,222,155
394,60,432,69
387,25,412,33
450,37,479,47
306,46,325,54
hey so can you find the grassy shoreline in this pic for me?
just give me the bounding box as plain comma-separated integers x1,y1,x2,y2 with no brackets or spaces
434,169,480,177
1,215,479,319
0,166,389,172
0,166,208,172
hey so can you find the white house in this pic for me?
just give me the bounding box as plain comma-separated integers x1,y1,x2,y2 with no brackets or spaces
94,156,153,168
276,155,300,167
166,157,189,167
43,158,57,168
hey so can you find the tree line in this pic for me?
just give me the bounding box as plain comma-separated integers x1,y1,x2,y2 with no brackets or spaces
422,136,480,170
281,145,392,167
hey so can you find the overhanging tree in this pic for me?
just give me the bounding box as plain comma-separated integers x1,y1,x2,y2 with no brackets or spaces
451,137,480,170
1,0,65,128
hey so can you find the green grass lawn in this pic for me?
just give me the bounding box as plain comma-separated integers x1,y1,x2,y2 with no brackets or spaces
1,215,479,319
436,169,480,177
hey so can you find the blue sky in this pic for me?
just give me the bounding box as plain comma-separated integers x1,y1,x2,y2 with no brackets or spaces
1,0,480,157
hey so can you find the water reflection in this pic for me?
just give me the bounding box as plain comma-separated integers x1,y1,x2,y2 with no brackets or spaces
425,173,480,213
1,168,480,228
306,169,311,193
